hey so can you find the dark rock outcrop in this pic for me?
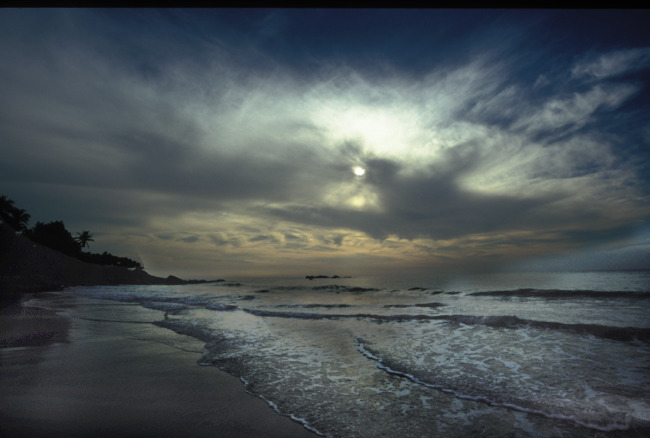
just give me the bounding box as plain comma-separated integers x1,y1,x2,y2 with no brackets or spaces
305,274,350,280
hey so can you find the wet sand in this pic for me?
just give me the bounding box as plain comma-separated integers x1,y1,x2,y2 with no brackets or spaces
0,292,316,438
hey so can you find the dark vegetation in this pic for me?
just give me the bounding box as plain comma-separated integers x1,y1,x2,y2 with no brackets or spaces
1,195,218,300
1,195,142,270
0,195,30,232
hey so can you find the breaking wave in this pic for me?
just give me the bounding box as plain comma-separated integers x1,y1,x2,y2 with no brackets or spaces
354,339,647,433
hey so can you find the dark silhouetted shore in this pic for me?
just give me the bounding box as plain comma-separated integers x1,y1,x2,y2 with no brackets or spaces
0,223,214,302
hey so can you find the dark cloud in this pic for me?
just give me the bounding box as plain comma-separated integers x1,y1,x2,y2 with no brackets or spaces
208,233,241,248
261,166,552,243
249,235,273,243
178,235,200,244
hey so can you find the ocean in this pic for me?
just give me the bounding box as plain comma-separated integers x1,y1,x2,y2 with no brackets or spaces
67,270,649,437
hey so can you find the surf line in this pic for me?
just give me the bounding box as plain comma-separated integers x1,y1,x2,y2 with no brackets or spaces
353,338,632,433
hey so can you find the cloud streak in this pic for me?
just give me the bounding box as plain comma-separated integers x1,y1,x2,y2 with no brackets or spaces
571,47,650,80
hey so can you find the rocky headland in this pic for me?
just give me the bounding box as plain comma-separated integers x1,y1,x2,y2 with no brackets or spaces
0,223,213,301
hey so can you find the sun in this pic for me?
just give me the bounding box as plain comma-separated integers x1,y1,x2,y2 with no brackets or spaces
353,166,366,176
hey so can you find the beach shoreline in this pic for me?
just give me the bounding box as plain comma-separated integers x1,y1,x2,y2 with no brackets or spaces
0,291,316,438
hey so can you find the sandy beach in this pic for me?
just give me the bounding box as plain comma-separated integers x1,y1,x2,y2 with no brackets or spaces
0,291,316,438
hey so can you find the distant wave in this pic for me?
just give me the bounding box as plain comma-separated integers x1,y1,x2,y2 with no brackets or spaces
384,302,446,309
469,288,650,299
437,314,650,342
241,308,444,322
259,284,380,293
311,285,379,293
234,308,650,342
406,287,447,295
206,303,240,311
276,303,353,309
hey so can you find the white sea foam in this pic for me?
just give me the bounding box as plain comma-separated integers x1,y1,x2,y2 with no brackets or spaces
69,272,650,437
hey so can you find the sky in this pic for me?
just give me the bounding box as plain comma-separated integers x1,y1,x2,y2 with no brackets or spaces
1,8,649,278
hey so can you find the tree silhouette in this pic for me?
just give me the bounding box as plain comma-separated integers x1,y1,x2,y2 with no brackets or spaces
76,230,94,249
0,195,13,215
3,194,143,270
0,195,30,232
26,221,81,257
9,208,31,232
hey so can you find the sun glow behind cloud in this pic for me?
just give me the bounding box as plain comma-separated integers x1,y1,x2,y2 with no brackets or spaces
312,101,436,164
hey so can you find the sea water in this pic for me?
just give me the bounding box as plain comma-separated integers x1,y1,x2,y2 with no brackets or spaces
70,270,650,437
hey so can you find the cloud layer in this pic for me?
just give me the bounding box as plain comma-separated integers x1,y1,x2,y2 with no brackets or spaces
1,9,649,277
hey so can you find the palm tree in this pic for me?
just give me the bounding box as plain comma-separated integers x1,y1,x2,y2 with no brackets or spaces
9,208,31,232
0,195,15,223
76,230,94,249
0,195,30,231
